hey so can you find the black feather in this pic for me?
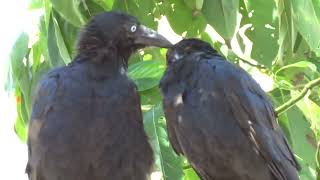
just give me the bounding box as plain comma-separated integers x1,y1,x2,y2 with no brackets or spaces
160,38,300,180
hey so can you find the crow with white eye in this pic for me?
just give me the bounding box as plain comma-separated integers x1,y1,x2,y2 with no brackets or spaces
160,38,300,180
26,12,172,180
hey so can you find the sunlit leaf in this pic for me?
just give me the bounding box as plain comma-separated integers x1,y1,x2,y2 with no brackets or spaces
202,0,239,40
128,60,166,91
243,0,278,67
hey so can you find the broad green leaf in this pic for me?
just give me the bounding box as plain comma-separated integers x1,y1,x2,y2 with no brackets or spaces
53,11,79,58
29,0,44,9
50,0,87,27
286,107,317,179
275,61,318,91
276,0,298,64
52,11,72,63
275,61,317,76
184,168,200,180
202,0,239,40
291,0,320,56
184,0,203,10
128,60,166,91
294,93,320,138
93,0,113,10
143,104,184,180
140,87,162,110
243,0,278,67
48,12,68,67
163,0,206,37
10,33,29,81
14,86,29,142
80,0,106,18
113,0,157,29
10,33,32,113
44,0,52,28
270,89,293,143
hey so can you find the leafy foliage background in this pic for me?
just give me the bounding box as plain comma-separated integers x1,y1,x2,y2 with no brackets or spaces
6,0,320,179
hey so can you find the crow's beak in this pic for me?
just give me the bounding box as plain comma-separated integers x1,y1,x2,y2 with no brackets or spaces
134,25,172,48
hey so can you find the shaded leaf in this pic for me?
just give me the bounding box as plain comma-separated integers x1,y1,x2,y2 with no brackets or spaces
291,0,320,56
50,0,87,27
143,104,184,180
113,0,157,29
48,12,68,67
163,0,206,37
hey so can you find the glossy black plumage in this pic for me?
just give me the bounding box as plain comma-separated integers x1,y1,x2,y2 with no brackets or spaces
26,12,172,180
160,39,300,180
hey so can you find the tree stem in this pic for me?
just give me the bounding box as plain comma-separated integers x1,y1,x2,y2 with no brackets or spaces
275,77,320,115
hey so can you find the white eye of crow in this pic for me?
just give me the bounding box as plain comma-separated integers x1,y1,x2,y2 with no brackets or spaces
130,25,137,32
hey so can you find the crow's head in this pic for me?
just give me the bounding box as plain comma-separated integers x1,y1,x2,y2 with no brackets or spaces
77,12,172,62
166,38,217,65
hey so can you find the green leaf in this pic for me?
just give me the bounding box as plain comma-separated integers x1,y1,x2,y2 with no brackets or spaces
286,107,317,179
202,0,239,40
10,33,33,113
294,94,320,138
243,0,278,67
52,11,72,63
143,104,184,180
277,61,317,74
140,87,162,110
128,60,166,91
14,86,29,142
275,61,318,90
47,12,69,67
10,33,29,81
80,0,106,18
113,0,157,29
291,0,320,56
163,0,206,37
50,0,87,27
29,0,44,9
276,0,298,64
93,0,113,10
184,168,200,180
270,89,293,143
53,10,79,58
184,0,203,10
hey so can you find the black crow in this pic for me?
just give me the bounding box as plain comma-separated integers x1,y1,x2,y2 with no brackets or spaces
159,39,300,180
26,12,172,180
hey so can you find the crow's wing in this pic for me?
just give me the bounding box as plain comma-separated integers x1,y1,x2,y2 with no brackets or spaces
26,68,64,179
213,59,300,180
27,64,153,180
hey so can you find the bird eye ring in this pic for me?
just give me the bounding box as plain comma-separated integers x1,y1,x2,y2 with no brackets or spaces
130,25,137,32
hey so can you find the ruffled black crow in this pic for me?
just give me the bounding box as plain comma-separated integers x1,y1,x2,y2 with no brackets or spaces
26,12,172,180
160,39,300,180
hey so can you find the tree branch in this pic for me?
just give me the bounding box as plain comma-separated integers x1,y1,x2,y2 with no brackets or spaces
276,77,320,115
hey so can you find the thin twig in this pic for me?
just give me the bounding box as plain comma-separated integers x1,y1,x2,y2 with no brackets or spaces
238,58,267,70
276,77,320,115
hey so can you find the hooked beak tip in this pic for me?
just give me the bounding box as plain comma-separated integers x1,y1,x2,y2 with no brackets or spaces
134,25,173,48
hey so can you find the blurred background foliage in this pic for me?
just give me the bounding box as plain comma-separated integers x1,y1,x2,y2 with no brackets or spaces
5,0,320,179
